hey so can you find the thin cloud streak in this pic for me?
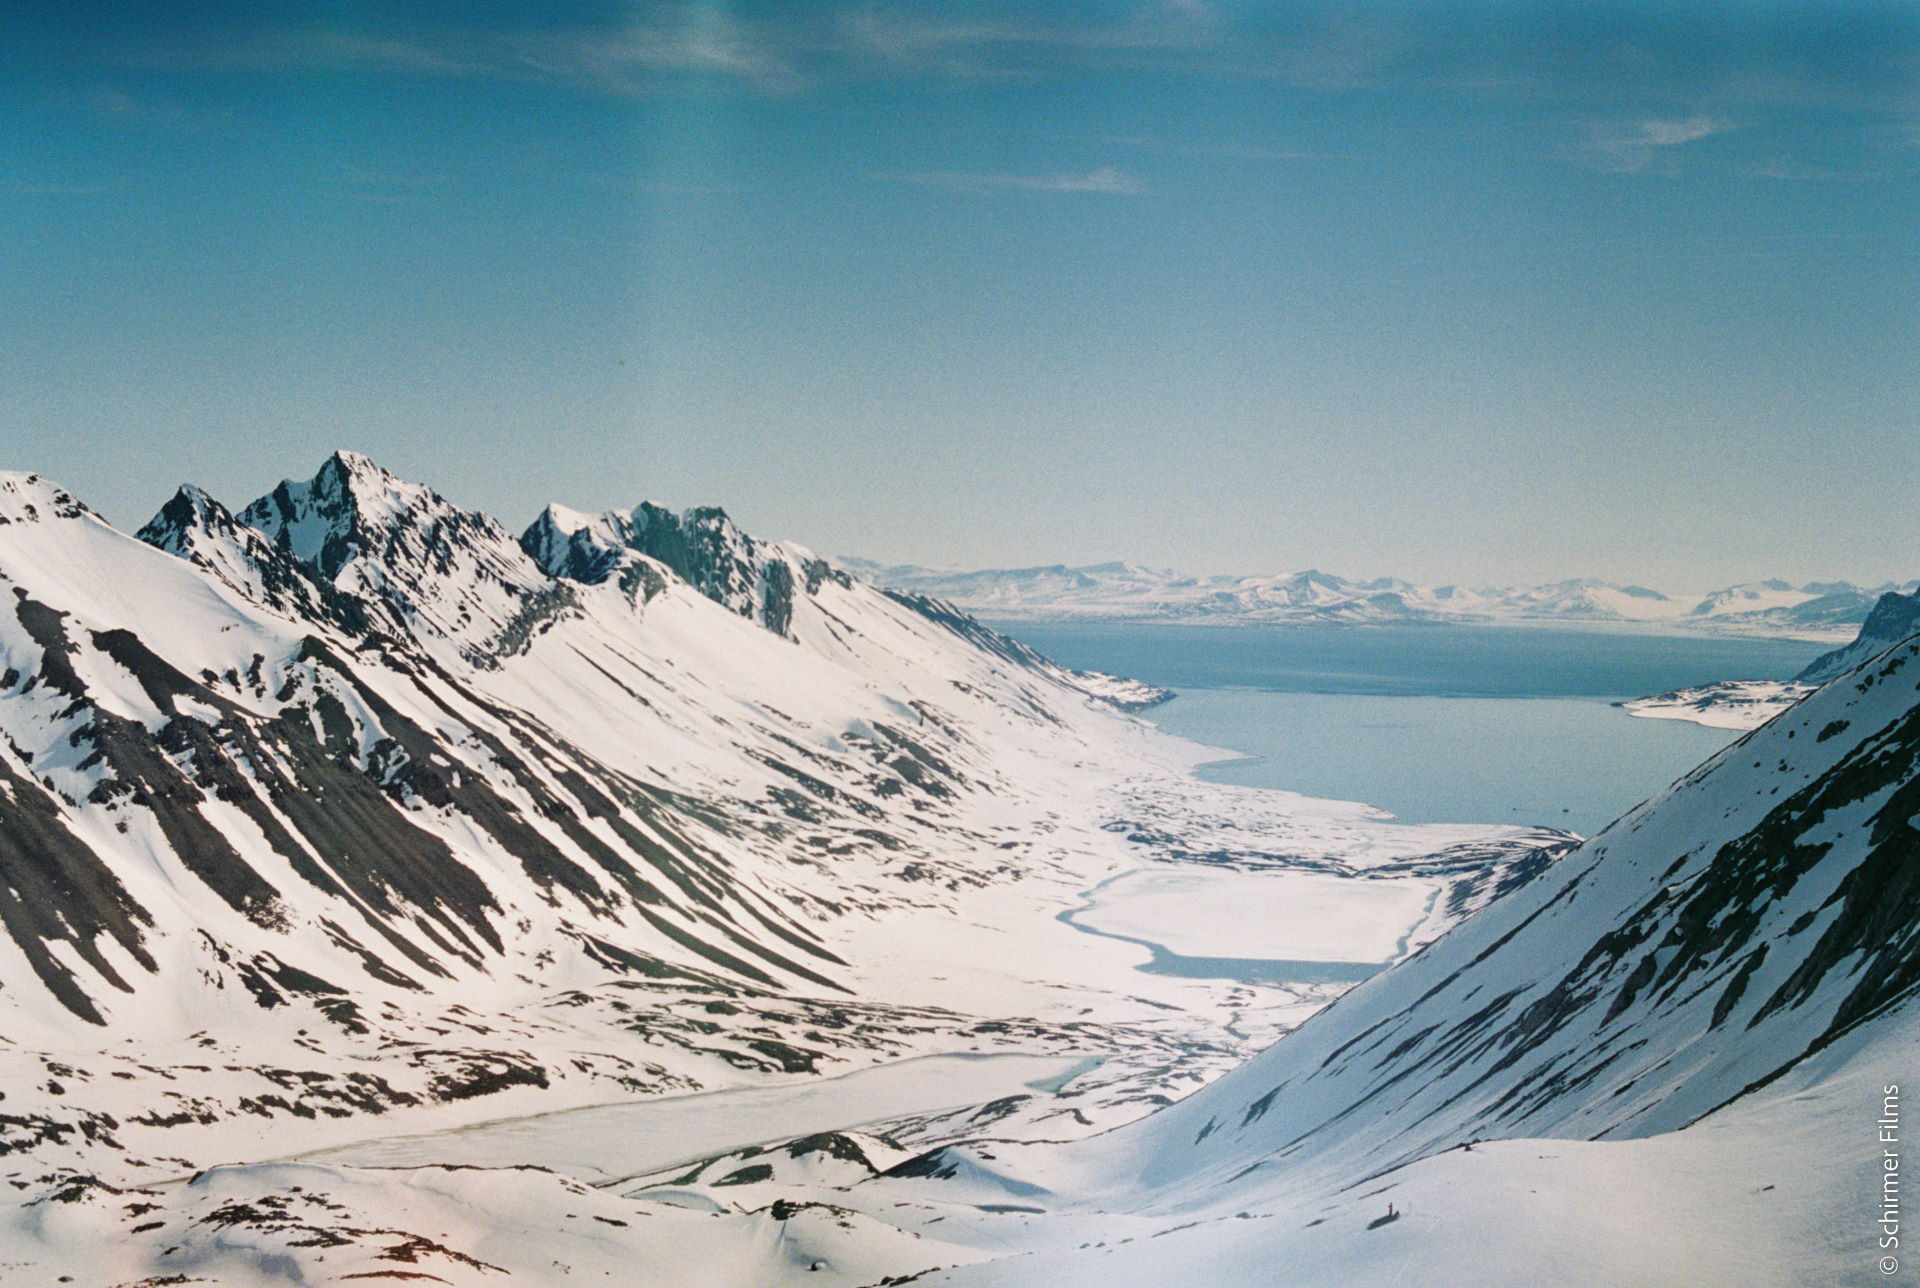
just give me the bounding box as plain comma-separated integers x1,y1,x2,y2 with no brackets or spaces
29,3,1920,119
836,0,1220,66
93,13,812,96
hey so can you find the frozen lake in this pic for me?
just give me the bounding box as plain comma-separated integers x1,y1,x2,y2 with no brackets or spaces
1060,867,1439,986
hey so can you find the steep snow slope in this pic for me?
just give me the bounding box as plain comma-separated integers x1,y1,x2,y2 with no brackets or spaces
1108,633,1920,1181
0,461,863,1039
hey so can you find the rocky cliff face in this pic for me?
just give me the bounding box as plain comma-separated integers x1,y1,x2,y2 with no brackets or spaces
1798,589,1920,684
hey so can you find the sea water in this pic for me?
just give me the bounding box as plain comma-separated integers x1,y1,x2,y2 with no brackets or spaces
996,622,1826,836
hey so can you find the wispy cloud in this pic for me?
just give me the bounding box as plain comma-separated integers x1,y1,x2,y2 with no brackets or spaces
889,166,1146,195
28,3,1920,121
107,27,493,79
504,22,809,95
838,0,1221,72
101,11,809,95
70,3,1226,95
1580,115,1736,174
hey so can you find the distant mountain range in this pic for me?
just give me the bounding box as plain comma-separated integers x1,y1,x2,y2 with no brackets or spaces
1621,587,1920,728
841,559,1917,642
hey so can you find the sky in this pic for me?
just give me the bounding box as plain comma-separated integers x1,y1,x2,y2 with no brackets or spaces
2,1,1916,590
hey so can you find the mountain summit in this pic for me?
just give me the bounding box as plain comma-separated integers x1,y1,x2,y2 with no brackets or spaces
522,499,839,636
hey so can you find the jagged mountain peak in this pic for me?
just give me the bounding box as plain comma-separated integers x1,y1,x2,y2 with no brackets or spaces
520,502,626,583
238,450,477,579
137,482,382,636
139,482,246,552
522,498,833,637
312,448,406,499
0,471,97,526
230,453,554,660
324,446,379,473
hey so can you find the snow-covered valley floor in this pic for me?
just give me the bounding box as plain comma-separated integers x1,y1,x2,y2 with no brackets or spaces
265,783,1531,1185
0,753,1566,1286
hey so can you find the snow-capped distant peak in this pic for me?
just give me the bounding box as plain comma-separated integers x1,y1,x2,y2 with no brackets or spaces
853,559,1902,641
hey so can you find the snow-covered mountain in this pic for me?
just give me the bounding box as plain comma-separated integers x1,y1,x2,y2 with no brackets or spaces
0,455,1232,1132
1685,578,1880,628
0,453,1573,1277
847,558,1913,641
0,451,1217,1039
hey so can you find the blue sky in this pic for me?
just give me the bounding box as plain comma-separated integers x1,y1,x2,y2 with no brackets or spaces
3,1,1915,587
